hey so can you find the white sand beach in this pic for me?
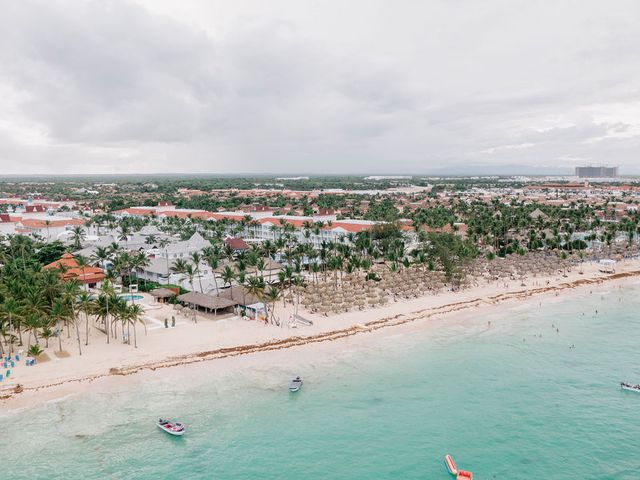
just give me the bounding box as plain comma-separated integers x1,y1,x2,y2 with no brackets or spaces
2,258,639,410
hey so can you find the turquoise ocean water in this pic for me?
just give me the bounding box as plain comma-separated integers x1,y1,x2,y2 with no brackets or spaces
2,282,640,479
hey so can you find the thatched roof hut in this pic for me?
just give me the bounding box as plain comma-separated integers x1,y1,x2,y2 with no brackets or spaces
177,292,236,313
150,288,178,301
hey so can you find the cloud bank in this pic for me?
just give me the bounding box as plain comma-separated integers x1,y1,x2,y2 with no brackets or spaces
1,0,639,174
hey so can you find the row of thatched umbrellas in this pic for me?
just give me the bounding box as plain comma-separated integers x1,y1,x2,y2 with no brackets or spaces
592,243,640,260
300,268,453,315
299,251,590,317
301,282,391,314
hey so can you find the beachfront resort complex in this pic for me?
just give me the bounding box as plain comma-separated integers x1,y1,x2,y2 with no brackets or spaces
0,175,639,366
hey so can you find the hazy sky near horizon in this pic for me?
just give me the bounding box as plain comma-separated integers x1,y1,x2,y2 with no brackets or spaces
1,0,639,175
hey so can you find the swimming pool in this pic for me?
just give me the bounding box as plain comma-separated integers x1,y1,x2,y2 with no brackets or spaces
119,294,144,301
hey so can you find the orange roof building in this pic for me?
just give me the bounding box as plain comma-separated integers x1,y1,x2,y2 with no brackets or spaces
44,253,106,287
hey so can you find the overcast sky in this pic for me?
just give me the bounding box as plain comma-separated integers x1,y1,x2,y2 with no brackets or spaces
1,0,639,175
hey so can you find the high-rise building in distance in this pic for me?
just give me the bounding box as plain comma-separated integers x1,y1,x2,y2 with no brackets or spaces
575,166,618,178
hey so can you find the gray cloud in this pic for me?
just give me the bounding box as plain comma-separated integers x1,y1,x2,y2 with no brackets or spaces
0,0,639,174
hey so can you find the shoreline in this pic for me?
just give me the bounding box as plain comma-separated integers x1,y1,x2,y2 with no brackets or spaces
2,264,639,409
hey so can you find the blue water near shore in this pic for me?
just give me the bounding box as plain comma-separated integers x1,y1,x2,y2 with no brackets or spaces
2,282,640,479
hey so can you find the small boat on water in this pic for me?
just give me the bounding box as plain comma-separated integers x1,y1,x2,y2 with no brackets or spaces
445,455,458,475
457,470,473,480
289,376,303,392
621,382,640,393
157,418,185,436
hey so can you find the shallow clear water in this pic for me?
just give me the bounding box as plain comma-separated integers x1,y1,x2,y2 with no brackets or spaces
2,283,640,479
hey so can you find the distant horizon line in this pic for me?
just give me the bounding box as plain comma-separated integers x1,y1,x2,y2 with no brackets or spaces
0,172,638,179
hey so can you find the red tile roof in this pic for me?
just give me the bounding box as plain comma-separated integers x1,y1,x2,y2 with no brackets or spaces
208,213,249,222
44,253,105,284
20,218,84,228
329,221,375,233
225,237,250,251
113,207,157,215
159,210,215,220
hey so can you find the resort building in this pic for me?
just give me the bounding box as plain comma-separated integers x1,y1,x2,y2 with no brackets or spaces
155,232,210,259
111,202,382,248
224,237,250,252
113,203,215,221
0,214,17,236
44,253,106,290
0,197,85,242
17,216,85,242
134,257,177,285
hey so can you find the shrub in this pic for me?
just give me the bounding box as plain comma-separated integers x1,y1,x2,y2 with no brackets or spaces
28,344,44,357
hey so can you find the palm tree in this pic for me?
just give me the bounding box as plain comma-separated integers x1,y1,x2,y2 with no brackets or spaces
62,280,83,355
145,234,158,245
111,296,128,342
74,254,90,292
91,246,111,269
220,266,235,299
158,238,171,283
263,286,281,325
77,291,93,346
171,258,189,277
180,264,197,292
50,298,68,353
94,280,116,344
245,276,265,319
126,304,145,348
70,226,86,250
130,251,150,294
24,313,41,348
255,257,266,279
40,322,53,349
202,247,220,294
190,251,204,293
117,225,131,250
0,297,22,350
44,219,52,242
27,343,43,358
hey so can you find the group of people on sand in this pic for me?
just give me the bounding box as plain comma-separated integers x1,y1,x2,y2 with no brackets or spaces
164,316,176,328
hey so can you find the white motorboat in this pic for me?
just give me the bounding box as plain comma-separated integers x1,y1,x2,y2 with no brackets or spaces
289,376,303,392
157,418,186,436
621,382,640,393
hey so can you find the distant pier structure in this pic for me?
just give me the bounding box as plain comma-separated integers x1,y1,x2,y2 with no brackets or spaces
575,166,618,178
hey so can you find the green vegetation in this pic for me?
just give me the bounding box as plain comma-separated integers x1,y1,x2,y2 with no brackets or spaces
0,237,147,356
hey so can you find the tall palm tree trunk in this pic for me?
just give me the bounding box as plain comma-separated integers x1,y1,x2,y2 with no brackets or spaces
74,315,82,356
58,319,63,352
85,312,90,346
